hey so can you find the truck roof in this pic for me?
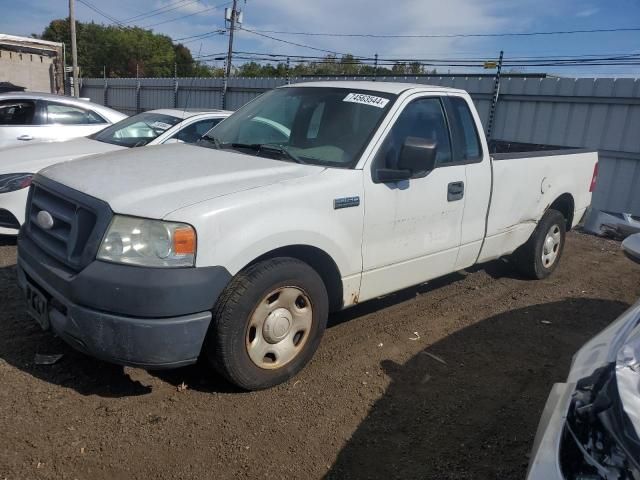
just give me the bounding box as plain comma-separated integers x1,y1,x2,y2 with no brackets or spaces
284,81,467,95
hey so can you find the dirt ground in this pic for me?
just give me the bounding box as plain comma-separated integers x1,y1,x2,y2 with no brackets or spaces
1,231,639,480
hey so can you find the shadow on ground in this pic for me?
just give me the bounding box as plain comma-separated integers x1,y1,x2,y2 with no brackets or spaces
325,298,628,480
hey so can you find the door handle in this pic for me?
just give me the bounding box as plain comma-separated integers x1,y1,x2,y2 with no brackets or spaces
17,135,33,141
447,181,464,202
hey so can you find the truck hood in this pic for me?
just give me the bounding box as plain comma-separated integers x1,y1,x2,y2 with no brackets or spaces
40,143,325,218
0,137,123,175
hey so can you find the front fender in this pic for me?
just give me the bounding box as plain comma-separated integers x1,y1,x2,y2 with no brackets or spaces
165,168,365,304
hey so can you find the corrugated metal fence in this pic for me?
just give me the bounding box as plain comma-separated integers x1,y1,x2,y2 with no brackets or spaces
81,75,640,217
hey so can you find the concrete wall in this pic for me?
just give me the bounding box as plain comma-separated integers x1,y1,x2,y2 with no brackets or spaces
0,48,56,93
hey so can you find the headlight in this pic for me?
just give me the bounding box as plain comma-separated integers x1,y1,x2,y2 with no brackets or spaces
97,215,196,267
0,173,33,194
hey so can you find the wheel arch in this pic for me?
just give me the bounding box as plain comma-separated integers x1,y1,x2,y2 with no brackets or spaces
247,244,344,312
548,193,575,231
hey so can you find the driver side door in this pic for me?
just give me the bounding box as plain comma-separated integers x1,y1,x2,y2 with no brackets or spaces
359,95,467,301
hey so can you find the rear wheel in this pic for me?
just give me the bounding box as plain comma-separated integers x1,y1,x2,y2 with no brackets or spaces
205,257,328,391
512,209,566,279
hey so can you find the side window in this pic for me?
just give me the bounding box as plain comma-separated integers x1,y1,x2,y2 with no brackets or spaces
45,102,106,125
449,97,482,161
173,118,222,143
0,100,36,125
375,97,452,170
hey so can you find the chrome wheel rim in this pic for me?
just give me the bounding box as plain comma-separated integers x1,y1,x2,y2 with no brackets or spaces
246,286,313,370
542,224,562,268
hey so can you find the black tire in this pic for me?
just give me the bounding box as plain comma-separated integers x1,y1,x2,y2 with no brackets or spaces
205,257,328,391
512,209,566,280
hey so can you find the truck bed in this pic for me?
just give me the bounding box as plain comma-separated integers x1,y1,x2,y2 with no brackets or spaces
488,139,593,158
476,140,598,264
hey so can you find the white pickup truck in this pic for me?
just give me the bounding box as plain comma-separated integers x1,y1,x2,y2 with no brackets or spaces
17,82,598,390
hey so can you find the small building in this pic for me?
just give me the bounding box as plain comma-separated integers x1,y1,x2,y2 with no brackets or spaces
0,34,64,94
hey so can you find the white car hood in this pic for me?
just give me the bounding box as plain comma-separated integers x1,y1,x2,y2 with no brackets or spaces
0,137,123,175
39,143,325,219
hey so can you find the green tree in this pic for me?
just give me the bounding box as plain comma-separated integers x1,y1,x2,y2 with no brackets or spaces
238,61,263,77
408,61,423,74
339,54,362,75
42,18,212,78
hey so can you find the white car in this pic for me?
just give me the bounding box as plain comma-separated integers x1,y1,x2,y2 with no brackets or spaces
0,109,231,234
527,233,640,479
0,92,126,148
16,82,598,390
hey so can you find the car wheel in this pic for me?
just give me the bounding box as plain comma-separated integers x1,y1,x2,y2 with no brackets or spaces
205,257,328,390
512,209,566,280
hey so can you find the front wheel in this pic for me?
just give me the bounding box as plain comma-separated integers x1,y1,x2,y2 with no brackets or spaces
512,209,566,279
205,257,328,391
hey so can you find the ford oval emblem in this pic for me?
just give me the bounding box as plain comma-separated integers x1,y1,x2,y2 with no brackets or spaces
36,210,54,230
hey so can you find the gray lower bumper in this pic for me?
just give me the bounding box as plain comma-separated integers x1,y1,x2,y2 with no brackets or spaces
17,262,212,368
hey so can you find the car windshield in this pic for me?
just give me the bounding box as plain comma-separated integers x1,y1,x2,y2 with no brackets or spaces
89,112,182,147
202,87,396,168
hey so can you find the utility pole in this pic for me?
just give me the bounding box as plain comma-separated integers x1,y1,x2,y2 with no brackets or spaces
69,0,79,97
222,0,238,109
103,65,108,106
286,56,291,84
486,50,504,141
373,53,378,81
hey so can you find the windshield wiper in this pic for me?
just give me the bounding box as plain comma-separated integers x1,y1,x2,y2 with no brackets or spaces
227,143,305,164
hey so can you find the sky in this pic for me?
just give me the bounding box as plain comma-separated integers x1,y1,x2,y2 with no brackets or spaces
1,0,639,77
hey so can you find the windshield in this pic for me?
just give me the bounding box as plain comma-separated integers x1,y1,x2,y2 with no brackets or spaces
90,112,182,147
203,87,396,168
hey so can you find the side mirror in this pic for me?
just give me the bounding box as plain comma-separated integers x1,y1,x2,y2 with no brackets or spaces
398,137,437,178
374,137,438,184
375,168,412,182
622,233,640,264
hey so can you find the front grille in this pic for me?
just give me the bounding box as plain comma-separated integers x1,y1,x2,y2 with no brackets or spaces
25,177,112,271
0,209,19,229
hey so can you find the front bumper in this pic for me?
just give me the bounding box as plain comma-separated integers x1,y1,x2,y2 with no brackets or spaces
526,383,575,479
17,232,232,369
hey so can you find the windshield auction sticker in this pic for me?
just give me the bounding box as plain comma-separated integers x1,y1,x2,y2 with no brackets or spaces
343,93,389,109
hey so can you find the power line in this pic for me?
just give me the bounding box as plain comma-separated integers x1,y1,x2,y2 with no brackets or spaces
174,29,226,42
78,0,230,30
175,30,220,40
232,50,640,62
75,0,229,51
241,26,640,39
237,26,357,57
141,2,231,28
77,0,126,26
227,51,640,68
121,0,200,23
179,30,227,44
